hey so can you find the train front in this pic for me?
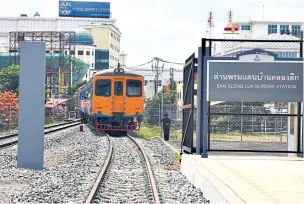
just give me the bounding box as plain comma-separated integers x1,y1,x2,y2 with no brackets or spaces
92,67,144,132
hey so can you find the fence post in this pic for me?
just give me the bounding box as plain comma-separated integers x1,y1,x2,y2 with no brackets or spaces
196,38,208,158
9,105,12,131
159,103,162,137
299,33,303,157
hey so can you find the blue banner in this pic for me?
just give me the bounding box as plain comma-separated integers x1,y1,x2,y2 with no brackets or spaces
59,1,110,18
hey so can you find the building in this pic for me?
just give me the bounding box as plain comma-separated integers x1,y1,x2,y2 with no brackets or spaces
120,52,127,67
213,18,303,58
0,14,123,81
83,24,122,70
132,67,183,100
0,14,115,51
235,20,303,39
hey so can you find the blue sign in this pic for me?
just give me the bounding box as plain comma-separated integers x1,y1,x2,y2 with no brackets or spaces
59,1,110,18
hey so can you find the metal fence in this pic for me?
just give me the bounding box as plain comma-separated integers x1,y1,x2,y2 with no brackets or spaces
204,38,303,153
0,92,78,135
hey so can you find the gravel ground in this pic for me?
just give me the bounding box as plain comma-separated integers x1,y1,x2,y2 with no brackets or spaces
130,134,210,204
0,125,109,203
94,136,153,203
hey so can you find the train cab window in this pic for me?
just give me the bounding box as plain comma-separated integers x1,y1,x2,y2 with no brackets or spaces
95,79,111,97
127,80,142,97
114,81,123,96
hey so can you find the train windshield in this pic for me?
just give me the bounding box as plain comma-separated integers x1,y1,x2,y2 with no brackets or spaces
95,79,111,97
127,80,142,97
114,81,123,96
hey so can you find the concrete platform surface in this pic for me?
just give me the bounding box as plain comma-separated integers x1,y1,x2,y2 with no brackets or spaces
180,154,304,204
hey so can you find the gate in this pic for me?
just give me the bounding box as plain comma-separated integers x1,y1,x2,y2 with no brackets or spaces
203,38,303,153
181,53,197,153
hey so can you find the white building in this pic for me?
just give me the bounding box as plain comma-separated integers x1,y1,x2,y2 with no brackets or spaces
132,67,183,99
0,14,115,51
214,20,303,57
0,14,124,81
235,20,303,39
120,52,127,67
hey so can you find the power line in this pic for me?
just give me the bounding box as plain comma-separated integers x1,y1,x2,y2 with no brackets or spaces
122,60,153,69
158,58,184,65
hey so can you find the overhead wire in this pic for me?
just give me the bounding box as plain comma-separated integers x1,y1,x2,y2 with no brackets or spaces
122,57,184,70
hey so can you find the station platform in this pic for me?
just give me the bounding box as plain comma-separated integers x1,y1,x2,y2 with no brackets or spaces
180,153,304,204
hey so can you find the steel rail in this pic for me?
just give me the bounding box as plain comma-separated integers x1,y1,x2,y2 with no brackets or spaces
0,120,84,149
0,119,84,141
85,134,113,204
127,135,161,204
85,134,160,204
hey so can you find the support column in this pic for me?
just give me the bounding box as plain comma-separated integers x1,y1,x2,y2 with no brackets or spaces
17,42,46,170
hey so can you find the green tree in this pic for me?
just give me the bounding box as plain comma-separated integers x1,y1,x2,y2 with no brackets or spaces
67,80,87,96
144,90,177,125
0,65,20,94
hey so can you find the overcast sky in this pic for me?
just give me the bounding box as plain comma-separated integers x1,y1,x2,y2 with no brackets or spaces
0,0,303,67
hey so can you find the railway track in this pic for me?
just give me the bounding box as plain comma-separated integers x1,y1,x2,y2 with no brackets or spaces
0,120,84,149
86,134,160,204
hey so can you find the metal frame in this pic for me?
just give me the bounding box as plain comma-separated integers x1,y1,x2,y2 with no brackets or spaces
9,31,76,95
95,118,143,131
181,53,197,154
200,38,303,154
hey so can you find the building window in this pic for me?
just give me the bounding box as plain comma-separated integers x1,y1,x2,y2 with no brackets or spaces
86,51,90,55
274,51,297,58
92,63,94,67
92,52,94,56
95,49,110,70
241,25,250,30
144,80,148,86
268,25,277,34
78,50,84,55
280,25,289,33
292,25,301,37
70,51,75,55
111,33,113,38
158,80,162,86
54,51,59,53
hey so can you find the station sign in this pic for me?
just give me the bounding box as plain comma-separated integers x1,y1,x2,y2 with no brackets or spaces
207,61,303,102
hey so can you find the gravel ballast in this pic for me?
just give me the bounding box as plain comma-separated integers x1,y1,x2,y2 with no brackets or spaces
94,136,152,203
131,134,210,204
0,125,109,203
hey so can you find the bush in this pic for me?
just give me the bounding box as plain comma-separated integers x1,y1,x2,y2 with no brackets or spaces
0,92,19,130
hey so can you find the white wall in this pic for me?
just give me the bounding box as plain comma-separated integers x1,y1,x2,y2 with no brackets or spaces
0,16,116,47
251,23,271,38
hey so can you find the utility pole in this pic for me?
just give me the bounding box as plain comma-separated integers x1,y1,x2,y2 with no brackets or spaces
151,57,164,96
170,67,175,91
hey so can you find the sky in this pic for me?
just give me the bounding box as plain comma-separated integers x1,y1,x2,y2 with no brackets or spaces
0,0,304,67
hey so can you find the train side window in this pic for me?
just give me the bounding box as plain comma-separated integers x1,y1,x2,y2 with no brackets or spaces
95,79,111,97
114,81,123,96
127,80,142,97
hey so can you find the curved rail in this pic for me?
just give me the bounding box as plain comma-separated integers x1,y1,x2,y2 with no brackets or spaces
85,134,160,204
0,119,84,141
85,134,113,204
0,120,84,149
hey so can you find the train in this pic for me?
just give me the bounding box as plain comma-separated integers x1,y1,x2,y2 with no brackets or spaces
76,64,144,133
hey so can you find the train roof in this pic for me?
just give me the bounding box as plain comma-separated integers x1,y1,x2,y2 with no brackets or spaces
94,68,143,77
